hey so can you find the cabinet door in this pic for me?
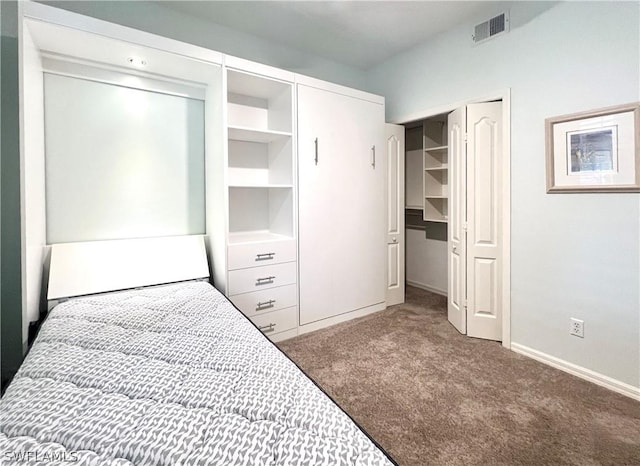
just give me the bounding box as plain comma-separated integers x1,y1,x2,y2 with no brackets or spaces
298,85,385,325
298,85,338,325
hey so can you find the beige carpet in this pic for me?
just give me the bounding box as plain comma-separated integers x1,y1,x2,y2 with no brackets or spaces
278,286,640,466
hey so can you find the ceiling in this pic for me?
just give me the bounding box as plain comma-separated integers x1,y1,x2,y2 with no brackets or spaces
160,1,511,69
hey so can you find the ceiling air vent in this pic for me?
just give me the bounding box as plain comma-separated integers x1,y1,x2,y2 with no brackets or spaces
473,11,509,44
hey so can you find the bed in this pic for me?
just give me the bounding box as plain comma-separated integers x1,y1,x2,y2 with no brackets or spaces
0,237,394,465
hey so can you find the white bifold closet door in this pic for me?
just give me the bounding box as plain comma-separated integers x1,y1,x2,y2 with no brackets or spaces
298,85,385,325
448,102,503,341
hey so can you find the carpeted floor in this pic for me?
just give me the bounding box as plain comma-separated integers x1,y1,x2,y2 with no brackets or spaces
278,286,640,466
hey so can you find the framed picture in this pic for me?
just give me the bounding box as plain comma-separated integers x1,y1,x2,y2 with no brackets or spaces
545,102,640,192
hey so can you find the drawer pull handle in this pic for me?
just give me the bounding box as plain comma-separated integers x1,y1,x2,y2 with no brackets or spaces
258,323,276,333
256,276,275,285
256,253,275,261
256,299,276,310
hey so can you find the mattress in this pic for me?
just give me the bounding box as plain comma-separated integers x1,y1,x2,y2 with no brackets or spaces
0,281,394,466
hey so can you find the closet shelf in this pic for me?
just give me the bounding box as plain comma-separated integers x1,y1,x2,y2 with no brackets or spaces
424,145,448,151
405,205,424,210
228,183,293,189
425,195,448,199
424,165,448,171
228,126,292,143
423,217,448,223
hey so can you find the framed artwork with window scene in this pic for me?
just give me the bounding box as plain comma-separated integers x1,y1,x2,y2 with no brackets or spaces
545,102,640,192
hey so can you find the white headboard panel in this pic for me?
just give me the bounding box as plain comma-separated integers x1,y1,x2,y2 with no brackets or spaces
47,235,209,300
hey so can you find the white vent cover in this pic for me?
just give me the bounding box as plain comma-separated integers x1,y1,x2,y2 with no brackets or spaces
473,11,510,44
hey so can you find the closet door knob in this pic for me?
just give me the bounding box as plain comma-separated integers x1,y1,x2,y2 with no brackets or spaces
371,145,376,168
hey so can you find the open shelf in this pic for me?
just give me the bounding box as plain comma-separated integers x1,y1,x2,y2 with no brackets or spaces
227,69,292,133
424,170,448,197
424,145,448,151
425,149,448,170
424,197,448,223
405,205,424,210
228,183,293,188
228,186,293,241
423,118,447,149
425,165,448,171
228,137,292,186
228,126,291,143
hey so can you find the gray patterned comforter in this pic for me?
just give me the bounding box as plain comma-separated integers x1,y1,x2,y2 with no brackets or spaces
1,281,393,465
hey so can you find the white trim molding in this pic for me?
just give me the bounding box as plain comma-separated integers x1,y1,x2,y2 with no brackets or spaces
511,342,640,401
406,280,447,297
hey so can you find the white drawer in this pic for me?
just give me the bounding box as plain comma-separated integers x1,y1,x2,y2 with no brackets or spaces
229,284,297,318
250,306,297,336
228,261,296,295
228,239,296,270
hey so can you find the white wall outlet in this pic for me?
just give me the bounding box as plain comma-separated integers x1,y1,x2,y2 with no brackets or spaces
570,318,584,338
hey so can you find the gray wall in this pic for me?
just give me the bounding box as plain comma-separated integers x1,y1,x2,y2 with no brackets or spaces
1,0,24,389
368,1,640,388
38,1,369,90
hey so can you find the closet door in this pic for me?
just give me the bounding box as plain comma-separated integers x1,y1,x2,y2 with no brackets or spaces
298,85,385,325
447,107,467,334
466,102,503,341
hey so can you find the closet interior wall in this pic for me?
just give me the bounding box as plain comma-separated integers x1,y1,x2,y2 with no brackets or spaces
404,115,449,296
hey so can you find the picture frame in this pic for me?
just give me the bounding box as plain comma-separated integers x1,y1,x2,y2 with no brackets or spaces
545,102,640,193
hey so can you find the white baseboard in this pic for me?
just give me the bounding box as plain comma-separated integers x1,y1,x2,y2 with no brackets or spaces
298,302,386,335
511,342,640,401
406,280,447,297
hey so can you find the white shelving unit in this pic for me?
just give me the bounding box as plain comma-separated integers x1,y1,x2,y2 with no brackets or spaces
423,117,449,223
226,69,295,243
220,66,298,342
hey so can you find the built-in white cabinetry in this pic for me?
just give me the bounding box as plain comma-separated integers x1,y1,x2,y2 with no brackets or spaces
211,62,299,341
21,2,389,344
423,118,449,223
297,81,386,326
404,116,449,222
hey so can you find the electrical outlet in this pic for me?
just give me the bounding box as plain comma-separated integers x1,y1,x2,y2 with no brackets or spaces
570,318,584,338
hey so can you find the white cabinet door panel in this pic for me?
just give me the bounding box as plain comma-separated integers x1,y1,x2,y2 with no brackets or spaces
298,85,385,325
